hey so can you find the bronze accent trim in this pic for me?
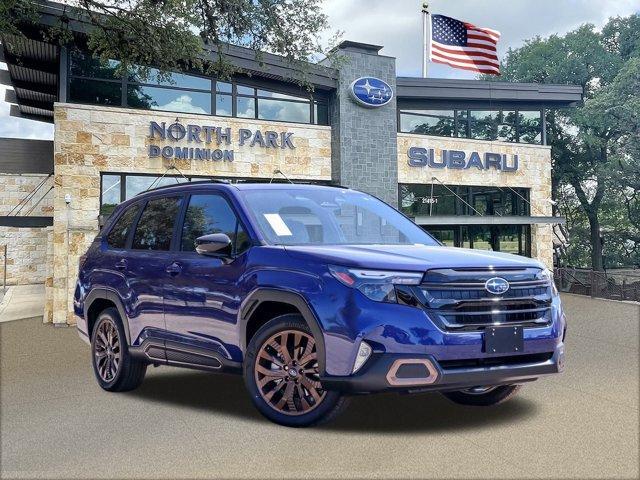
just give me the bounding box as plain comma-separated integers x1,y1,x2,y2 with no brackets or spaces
386,359,439,386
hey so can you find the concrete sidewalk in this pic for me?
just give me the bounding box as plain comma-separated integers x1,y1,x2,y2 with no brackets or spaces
0,284,45,323
1,294,638,479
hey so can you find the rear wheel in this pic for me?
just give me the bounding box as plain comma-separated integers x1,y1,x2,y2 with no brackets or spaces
244,314,349,427
91,307,146,392
442,384,521,406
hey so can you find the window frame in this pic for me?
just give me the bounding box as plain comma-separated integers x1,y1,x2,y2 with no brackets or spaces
398,108,543,144
398,183,531,218
175,191,254,257
66,48,329,125
126,83,213,116
98,172,335,217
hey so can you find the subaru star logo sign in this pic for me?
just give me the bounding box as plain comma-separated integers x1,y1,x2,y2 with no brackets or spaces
349,77,393,107
485,277,510,295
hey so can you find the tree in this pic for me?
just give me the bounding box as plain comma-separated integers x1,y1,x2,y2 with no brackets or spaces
1,0,334,87
487,15,640,270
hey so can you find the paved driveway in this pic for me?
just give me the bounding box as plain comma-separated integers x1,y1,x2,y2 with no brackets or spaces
1,294,638,479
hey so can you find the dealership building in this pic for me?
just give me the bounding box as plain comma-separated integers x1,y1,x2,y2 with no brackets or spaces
0,1,582,325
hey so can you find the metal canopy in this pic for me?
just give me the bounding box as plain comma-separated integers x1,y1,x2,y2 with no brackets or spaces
396,77,583,108
413,215,566,226
0,138,54,174
1,34,59,123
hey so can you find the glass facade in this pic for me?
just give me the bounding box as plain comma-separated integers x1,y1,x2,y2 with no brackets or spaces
399,184,532,256
100,173,331,216
399,108,542,144
68,49,328,125
425,225,531,256
400,184,530,217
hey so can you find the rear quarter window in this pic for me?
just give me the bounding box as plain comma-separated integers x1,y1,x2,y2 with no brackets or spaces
132,196,183,251
106,204,141,249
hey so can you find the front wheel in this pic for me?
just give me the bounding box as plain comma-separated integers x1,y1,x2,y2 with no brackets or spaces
243,314,349,427
442,385,521,406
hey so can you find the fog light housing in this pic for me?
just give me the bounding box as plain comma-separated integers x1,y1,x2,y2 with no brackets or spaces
352,341,372,374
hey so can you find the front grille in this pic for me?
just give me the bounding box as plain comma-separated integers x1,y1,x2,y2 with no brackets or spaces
428,285,547,300
418,267,553,331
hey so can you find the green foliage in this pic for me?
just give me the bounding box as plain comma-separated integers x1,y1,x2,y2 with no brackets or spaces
485,15,640,269
2,0,335,89
0,0,37,36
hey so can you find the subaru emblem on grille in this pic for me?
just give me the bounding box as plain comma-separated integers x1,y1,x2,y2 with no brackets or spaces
485,277,510,295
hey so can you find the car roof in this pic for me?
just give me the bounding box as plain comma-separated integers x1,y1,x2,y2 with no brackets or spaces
134,180,350,197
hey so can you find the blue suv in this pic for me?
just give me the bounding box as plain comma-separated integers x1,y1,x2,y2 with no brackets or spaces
75,182,566,427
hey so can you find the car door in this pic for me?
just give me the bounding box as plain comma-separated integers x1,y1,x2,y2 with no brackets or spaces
162,192,252,361
122,194,184,346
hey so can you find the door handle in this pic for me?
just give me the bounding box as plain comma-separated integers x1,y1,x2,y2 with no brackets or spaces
115,259,127,270
166,262,182,276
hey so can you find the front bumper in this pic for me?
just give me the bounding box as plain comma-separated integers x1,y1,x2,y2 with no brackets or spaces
320,344,564,394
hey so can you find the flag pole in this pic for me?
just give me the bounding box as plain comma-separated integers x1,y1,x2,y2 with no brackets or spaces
422,2,430,77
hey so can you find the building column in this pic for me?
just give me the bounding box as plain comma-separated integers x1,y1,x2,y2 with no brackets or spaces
323,42,399,207
531,224,554,269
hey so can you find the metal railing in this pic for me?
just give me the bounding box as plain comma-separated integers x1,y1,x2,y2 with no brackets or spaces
554,267,640,302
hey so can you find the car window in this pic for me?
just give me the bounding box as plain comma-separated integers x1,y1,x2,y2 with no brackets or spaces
181,194,250,254
106,203,141,249
240,188,439,246
132,196,183,251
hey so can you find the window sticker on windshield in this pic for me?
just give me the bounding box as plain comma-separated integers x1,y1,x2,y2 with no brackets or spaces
264,213,292,236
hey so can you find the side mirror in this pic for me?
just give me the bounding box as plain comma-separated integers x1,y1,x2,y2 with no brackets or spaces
195,233,232,256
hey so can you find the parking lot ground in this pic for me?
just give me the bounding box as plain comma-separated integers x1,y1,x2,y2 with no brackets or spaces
1,294,638,479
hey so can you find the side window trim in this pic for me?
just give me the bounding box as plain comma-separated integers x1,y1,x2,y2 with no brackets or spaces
126,200,147,250
171,193,189,252
178,191,253,256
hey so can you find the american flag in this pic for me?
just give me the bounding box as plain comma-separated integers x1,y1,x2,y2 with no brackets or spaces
429,14,501,75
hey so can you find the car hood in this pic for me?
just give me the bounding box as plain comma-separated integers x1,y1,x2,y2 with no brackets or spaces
283,244,543,272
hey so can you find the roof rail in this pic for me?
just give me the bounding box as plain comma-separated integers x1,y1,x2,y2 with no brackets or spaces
135,179,229,196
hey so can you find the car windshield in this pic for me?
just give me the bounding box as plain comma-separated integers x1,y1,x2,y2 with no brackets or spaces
239,187,438,246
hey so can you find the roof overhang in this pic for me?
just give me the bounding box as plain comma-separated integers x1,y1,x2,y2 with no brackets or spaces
396,77,583,109
1,34,59,123
0,137,54,174
413,215,566,226
0,216,53,228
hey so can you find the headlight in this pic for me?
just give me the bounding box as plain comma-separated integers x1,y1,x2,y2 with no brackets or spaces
537,268,558,295
329,265,423,303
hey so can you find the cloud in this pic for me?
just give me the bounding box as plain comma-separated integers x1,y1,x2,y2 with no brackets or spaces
155,94,209,114
321,0,640,78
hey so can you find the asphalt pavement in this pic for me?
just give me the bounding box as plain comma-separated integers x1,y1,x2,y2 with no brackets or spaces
1,294,638,479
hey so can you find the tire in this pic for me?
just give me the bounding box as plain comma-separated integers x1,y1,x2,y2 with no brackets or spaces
442,384,522,406
243,314,349,427
90,307,146,392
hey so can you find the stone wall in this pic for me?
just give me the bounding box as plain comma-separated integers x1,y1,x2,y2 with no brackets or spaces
397,134,554,268
0,174,53,286
51,103,332,324
324,48,399,206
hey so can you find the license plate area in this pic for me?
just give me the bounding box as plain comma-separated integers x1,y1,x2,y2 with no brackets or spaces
484,326,524,354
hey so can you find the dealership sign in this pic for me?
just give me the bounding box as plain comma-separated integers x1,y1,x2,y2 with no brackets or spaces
148,121,295,161
407,147,518,172
349,77,393,107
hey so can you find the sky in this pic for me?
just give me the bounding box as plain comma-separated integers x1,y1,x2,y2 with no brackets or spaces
1,0,639,140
